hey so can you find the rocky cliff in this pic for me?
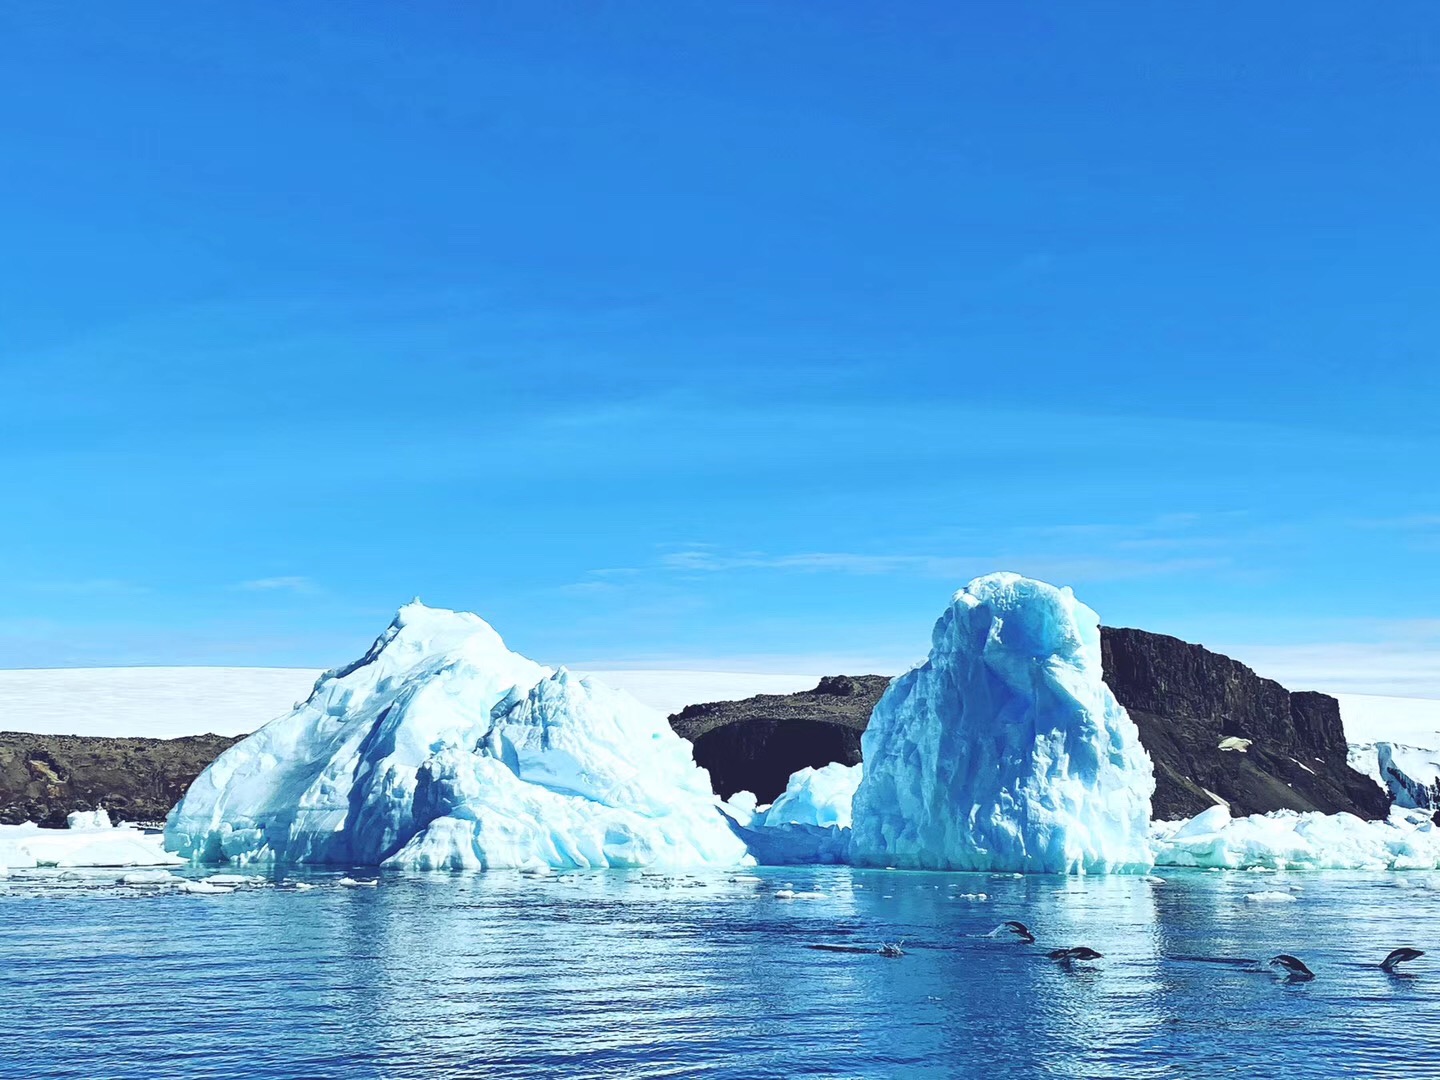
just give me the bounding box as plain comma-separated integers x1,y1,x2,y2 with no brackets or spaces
668,629,1389,820
1100,628,1387,818
0,731,240,827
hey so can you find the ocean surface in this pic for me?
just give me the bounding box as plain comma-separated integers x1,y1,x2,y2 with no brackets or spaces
3,865,1438,1079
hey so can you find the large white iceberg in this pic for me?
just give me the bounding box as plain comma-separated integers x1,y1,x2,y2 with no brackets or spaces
166,602,746,870
850,573,1155,873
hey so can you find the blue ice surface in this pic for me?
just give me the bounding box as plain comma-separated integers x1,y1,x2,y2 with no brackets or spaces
2,867,1437,1079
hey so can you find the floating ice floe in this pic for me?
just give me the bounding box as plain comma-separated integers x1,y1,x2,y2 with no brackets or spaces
729,763,860,865
167,602,747,872
0,822,182,870
203,874,254,887
120,870,180,886
180,880,234,894
1152,804,1440,870
850,573,1156,873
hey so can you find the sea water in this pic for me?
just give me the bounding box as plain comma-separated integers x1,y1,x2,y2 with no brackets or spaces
2,866,1438,1078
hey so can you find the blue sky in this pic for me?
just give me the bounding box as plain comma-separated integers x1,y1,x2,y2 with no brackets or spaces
2,4,1436,695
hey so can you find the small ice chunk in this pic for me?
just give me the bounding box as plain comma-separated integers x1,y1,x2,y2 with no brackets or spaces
120,870,178,886
67,808,112,830
180,880,234,894
204,874,252,886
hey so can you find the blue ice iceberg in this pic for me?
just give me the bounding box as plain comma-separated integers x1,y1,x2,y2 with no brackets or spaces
849,573,1156,873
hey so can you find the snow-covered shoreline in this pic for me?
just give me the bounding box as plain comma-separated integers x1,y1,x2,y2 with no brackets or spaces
9,804,1440,875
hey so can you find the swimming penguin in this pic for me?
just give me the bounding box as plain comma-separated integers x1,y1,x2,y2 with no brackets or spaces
1381,948,1425,973
1269,954,1315,980
878,942,905,958
995,921,1036,944
1048,947,1102,962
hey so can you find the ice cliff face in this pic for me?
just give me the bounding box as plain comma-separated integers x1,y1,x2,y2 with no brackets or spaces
388,670,748,870
850,573,1155,873
165,602,745,869
1374,743,1440,810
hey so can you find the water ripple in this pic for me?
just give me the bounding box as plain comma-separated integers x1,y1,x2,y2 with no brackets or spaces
2,867,1437,1078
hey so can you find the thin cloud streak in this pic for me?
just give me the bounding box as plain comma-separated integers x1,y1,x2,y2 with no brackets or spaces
235,576,318,594
655,545,1228,583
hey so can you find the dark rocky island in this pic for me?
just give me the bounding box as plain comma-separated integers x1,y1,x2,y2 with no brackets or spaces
668,628,1388,820
669,675,886,803
0,731,240,827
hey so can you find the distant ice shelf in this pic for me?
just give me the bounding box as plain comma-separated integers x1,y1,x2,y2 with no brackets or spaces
1342,693,1440,810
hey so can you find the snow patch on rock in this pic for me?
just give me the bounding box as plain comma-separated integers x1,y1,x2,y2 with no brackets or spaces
1375,743,1440,810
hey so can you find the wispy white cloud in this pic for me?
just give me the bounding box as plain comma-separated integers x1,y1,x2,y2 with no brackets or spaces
654,544,1228,584
1348,514,1440,530
1225,641,1440,699
236,576,317,594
